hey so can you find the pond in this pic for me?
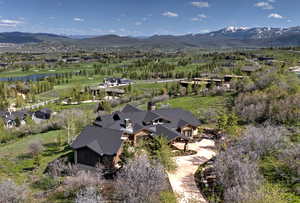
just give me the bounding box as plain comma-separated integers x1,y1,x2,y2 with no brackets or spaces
0,73,59,82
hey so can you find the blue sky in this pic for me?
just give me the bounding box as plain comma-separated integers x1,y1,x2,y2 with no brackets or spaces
0,0,298,36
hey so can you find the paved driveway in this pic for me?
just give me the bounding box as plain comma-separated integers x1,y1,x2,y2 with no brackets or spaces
167,139,216,203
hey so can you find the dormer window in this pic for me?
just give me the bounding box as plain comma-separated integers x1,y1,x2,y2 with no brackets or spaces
152,119,165,125
124,118,133,130
113,113,121,120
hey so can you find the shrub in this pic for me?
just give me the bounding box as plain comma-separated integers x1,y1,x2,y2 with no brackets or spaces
159,191,177,203
115,154,167,203
0,179,27,203
28,139,44,166
245,183,296,203
212,125,288,202
238,125,287,160
153,136,177,171
47,158,80,177
28,139,44,157
75,187,103,203
214,148,262,203
64,170,102,192
33,175,59,190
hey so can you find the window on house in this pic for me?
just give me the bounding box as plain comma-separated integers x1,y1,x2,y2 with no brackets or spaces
183,130,192,137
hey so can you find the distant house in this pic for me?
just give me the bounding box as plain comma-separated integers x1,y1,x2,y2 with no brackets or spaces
103,78,133,87
71,103,201,168
45,58,58,63
0,63,8,67
241,66,260,75
289,66,300,75
62,57,81,63
32,108,52,122
0,110,29,128
105,88,126,100
257,56,274,61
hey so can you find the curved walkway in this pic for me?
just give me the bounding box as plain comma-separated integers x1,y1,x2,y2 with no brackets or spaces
167,139,216,203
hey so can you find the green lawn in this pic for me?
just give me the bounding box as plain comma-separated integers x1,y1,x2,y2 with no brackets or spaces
158,95,226,115
133,82,174,90
0,130,70,184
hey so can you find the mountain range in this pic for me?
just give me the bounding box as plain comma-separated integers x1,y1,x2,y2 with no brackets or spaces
1,26,300,49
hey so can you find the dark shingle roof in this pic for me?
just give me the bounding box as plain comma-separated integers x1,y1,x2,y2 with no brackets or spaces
122,104,143,113
178,119,190,128
0,110,29,122
155,125,186,141
95,107,201,133
71,126,123,155
143,111,161,123
77,106,200,156
154,108,201,128
39,108,52,114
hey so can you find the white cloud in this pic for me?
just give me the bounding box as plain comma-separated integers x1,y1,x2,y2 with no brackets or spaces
287,19,292,22
191,14,207,21
190,2,210,8
0,19,23,27
268,0,275,2
198,14,207,18
268,13,283,19
191,17,200,21
162,11,179,17
73,17,84,22
135,22,142,26
254,2,274,10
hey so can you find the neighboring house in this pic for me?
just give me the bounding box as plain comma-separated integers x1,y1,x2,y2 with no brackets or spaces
289,66,300,75
103,78,132,87
32,108,52,123
71,103,202,168
105,88,125,100
241,66,260,75
0,110,29,128
180,75,245,89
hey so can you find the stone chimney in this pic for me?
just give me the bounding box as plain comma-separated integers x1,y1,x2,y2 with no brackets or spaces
124,118,133,130
147,101,156,111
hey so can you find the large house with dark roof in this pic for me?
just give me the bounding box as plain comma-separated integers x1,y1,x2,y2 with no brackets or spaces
71,103,202,167
0,110,29,128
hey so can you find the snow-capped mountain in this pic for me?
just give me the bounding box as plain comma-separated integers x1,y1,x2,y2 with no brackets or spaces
209,26,300,40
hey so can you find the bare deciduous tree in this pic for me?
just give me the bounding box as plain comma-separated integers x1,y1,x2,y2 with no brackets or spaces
64,170,102,191
278,143,300,175
115,154,167,203
75,187,103,203
28,139,44,157
214,149,262,203
55,109,91,144
213,125,288,203
237,125,287,160
0,179,27,203
47,158,80,177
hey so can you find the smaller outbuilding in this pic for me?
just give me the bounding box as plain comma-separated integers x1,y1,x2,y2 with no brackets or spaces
32,108,53,122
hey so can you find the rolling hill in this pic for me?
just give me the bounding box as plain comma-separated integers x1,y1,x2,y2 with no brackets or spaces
1,26,300,49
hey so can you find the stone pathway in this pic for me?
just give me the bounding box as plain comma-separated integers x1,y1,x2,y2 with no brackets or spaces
167,139,216,203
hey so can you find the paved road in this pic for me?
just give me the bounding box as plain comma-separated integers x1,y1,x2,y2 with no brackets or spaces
20,98,60,111
136,78,186,84
168,139,216,203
